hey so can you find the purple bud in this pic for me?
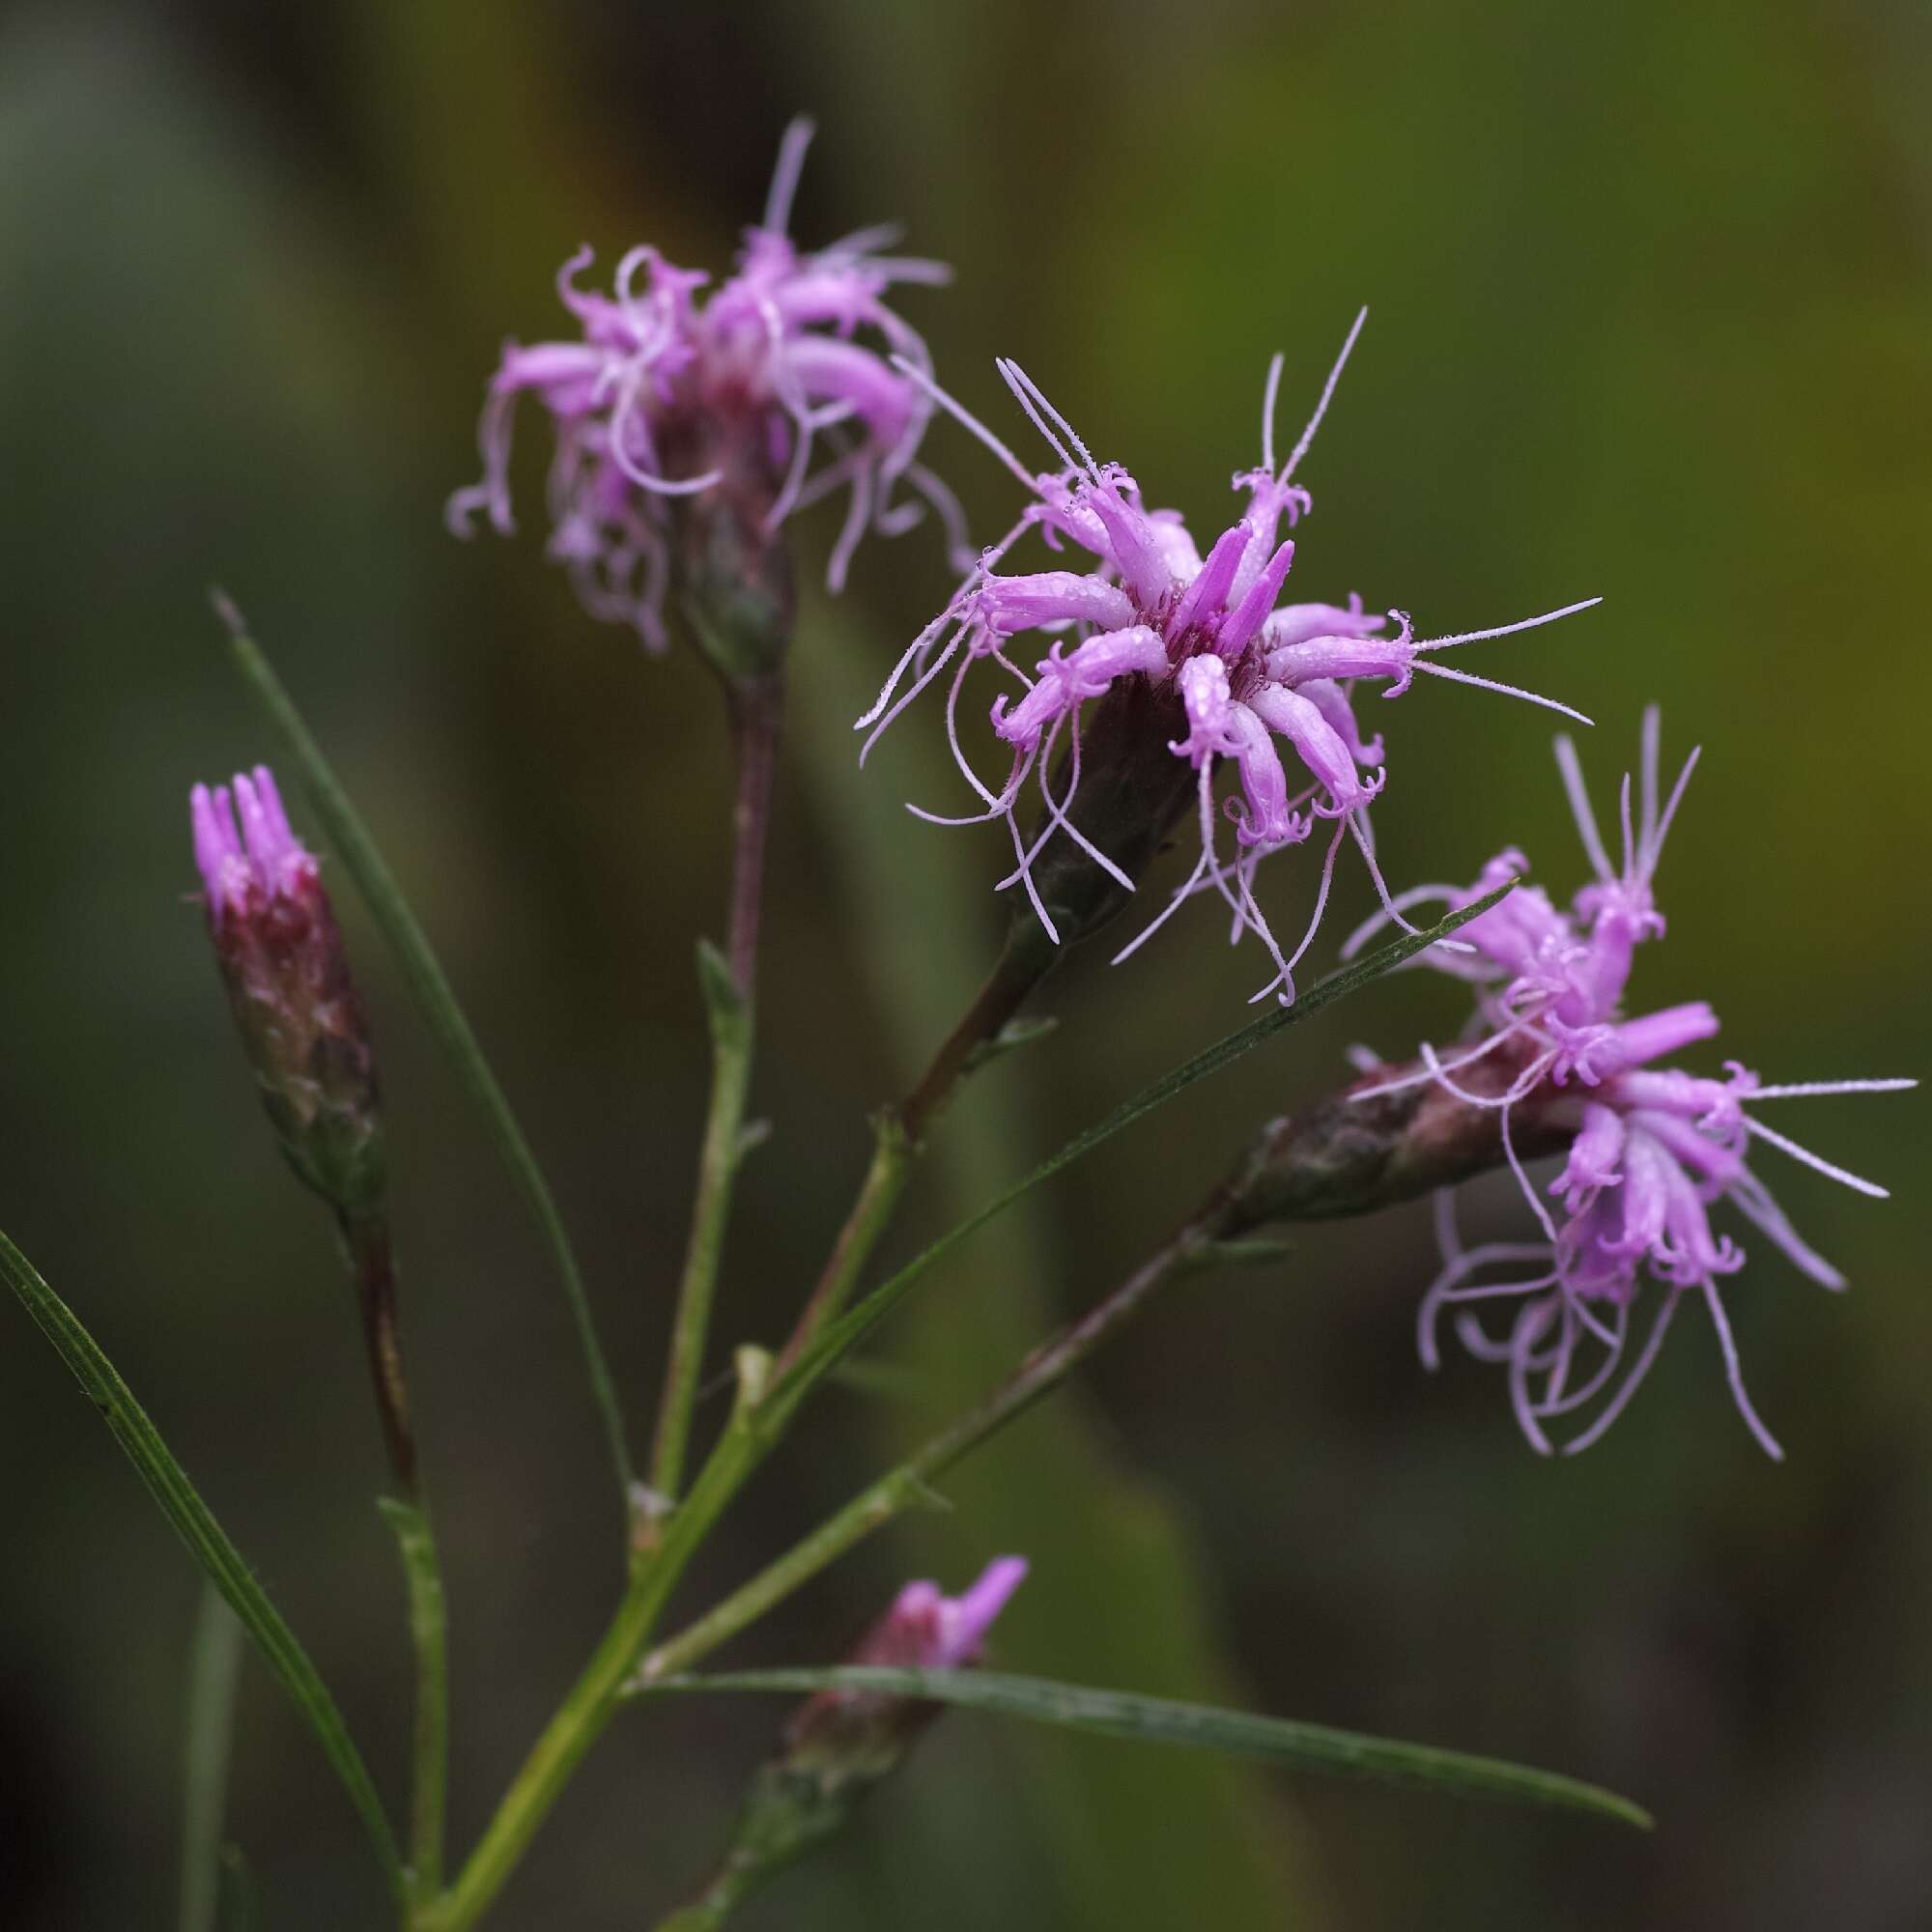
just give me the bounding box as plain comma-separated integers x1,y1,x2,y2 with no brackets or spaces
684,1560,1031,1918
783,1556,1028,1772
191,768,384,1217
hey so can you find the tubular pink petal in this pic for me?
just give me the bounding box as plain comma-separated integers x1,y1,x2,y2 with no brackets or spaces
1168,522,1251,641
1246,684,1378,810
1610,1003,1722,1067
1217,540,1298,659
980,570,1137,637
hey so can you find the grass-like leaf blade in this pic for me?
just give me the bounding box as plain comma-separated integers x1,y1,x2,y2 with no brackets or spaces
218,600,635,1503
767,881,1516,1419
653,1665,1651,1828
181,1581,245,1932
0,1229,406,1894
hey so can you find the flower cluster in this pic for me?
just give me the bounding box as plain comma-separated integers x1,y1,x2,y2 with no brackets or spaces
860,317,1598,999
1348,711,1914,1456
191,766,384,1217
447,119,963,651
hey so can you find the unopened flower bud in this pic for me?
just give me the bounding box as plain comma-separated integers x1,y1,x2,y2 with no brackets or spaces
1221,1037,1574,1232
681,1559,1027,1918
190,767,384,1219
782,1555,1028,1776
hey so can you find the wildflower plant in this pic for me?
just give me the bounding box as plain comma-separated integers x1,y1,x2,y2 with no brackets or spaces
0,117,1912,1932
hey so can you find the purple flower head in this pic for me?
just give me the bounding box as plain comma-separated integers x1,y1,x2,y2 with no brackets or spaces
857,312,1599,1001
1349,712,1916,1458
1344,707,1707,1087
447,119,962,652
190,768,384,1215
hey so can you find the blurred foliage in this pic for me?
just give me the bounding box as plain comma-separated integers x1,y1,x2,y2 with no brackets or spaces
1,2,1928,1928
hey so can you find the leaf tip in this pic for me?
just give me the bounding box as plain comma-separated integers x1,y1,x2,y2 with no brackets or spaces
209,586,248,641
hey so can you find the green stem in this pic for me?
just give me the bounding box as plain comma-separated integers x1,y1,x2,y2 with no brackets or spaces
649,675,781,1511
180,1582,244,1932
423,1580,651,1932
381,1497,450,1906
648,958,754,1508
770,935,1043,1380
654,1874,749,1932
342,1212,418,1499
219,602,636,1512
637,1203,1233,1687
342,1214,447,1908
427,1370,775,1932
770,1117,910,1382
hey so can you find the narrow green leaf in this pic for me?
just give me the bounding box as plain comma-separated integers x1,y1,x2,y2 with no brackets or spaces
216,601,635,1503
650,1667,1650,1829
766,884,1516,1421
0,1229,405,1894
181,1581,244,1932
695,937,750,1041
377,1494,450,1901
218,1847,258,1932
823,1356,935,1404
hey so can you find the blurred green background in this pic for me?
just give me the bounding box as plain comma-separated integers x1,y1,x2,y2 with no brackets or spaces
3,2,1929,1926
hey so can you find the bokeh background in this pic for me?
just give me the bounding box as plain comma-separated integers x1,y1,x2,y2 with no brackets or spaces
3,2,1929,1927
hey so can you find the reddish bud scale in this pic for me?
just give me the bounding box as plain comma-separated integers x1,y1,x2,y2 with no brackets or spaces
211,870,384,1214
